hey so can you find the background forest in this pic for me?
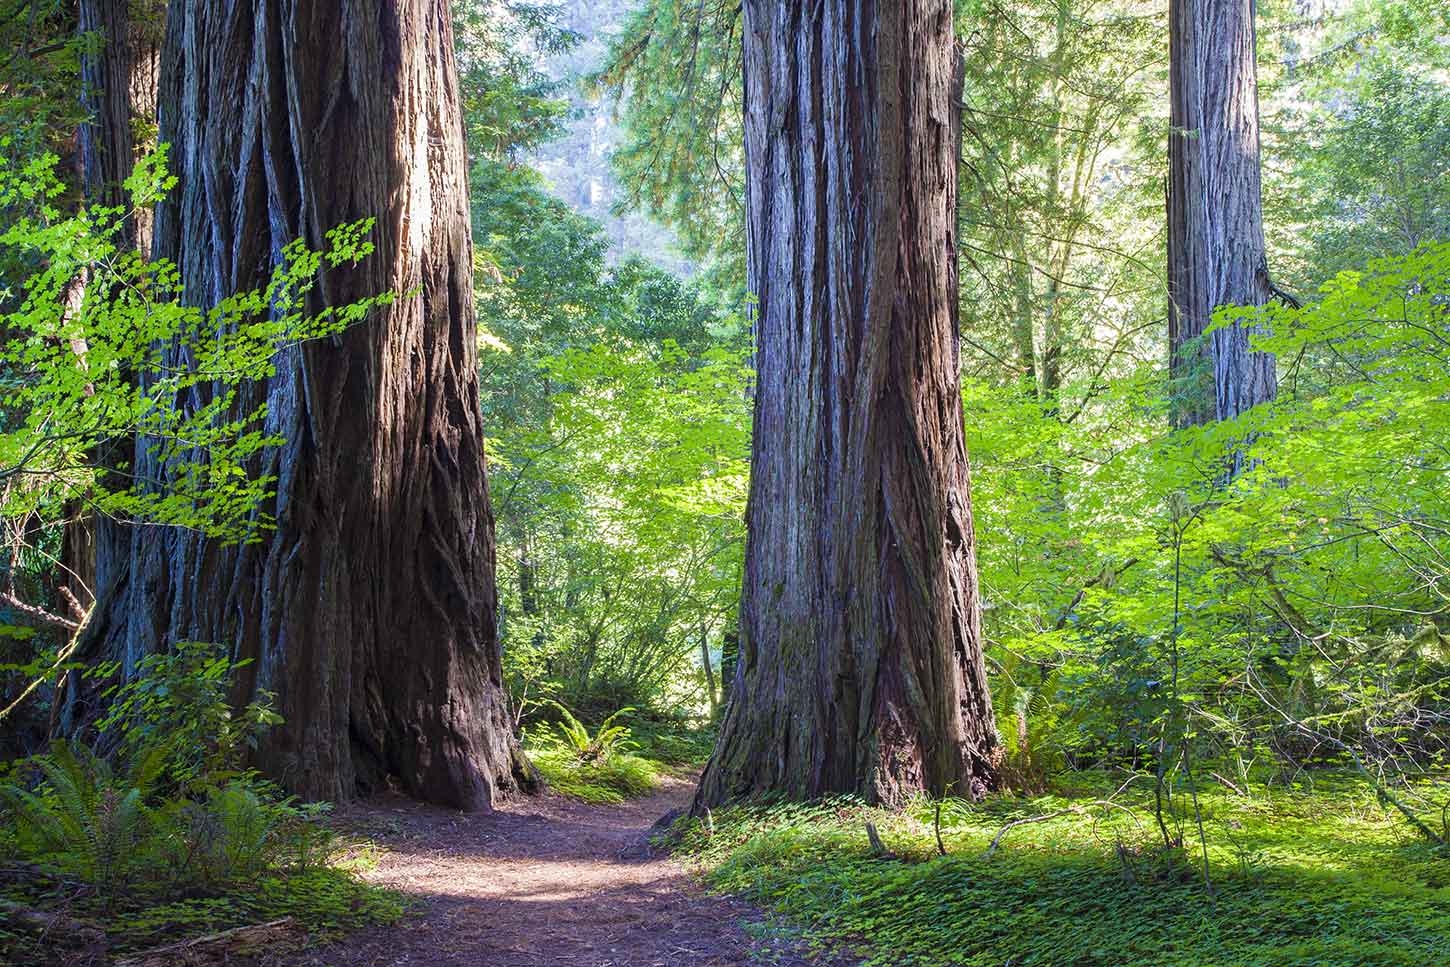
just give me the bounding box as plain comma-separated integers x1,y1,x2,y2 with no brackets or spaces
1,0,1448,964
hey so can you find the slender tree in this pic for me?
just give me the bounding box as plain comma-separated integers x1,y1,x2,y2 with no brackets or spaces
61,0,532,809
695,0,997,809
1167,0,1279,426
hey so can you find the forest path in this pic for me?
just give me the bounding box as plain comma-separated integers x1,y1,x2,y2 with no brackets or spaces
286,773,845,967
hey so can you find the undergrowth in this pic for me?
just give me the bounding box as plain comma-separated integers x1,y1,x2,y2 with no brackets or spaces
1,864,404,962
673,773,1450,966
527,745,660,803
627,714,718,765
524,703,662,803
0,645,402,964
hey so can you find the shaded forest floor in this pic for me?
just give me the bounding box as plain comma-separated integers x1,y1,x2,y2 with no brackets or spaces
282,773,851,967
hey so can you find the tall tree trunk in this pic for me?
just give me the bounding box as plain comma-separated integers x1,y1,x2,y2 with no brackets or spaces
62,0,532,810
61,0,163,611
78,0,161,254
696,0,997,810
1167,0,1276,427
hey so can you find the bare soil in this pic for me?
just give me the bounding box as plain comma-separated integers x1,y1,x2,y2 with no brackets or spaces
283,773,851,967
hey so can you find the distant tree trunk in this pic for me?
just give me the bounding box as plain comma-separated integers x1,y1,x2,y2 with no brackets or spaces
698,622,718,719
61,0,163,610
717,625,737,707
515,521,537,618
695,0,997,810
1167,0,1276,427
1008,229,1037,394
62,0,533,809
78,0,161,253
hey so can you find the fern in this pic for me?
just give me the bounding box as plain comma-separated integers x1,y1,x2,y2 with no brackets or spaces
542,702,638,763
992,654,1078,793
3,741,158,903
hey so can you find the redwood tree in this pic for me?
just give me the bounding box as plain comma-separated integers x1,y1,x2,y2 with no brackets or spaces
62,0,163,610
1167,0,1278,426
62,0,532,809
695,0,997,809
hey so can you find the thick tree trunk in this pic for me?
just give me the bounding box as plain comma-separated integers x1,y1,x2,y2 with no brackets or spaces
695,0,997,810
1167,0,1276,427
62,0,532,809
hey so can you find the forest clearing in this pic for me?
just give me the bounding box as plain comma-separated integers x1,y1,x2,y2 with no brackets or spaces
1,0,1447,964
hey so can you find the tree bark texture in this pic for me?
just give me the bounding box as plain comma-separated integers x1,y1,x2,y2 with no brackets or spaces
695,0,997,809
1167,0,1276,426
64,0,164,610
78,0,162,254
63,0,532,809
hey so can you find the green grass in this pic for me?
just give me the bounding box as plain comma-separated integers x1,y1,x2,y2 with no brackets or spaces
527,746,661,803
673,773,1450,966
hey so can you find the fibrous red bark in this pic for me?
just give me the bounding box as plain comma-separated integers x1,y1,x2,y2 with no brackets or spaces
695,0,997,809
63,0,532,809
62,0,163,611
1167,0,1277,426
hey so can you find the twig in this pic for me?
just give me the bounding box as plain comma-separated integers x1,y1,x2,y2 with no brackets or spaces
0,591,78,632
0,611,88,725
984,801,1137,857
1210,772,1246,797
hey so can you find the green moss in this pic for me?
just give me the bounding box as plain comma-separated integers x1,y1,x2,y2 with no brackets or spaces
528,746,661,803
675,774,1450,966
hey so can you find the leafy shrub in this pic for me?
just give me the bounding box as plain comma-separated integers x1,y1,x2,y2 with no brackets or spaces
95,642,282,794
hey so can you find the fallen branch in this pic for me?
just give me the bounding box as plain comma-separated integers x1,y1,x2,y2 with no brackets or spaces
984,800,1138,857
1210,772,1246,797
115,918,303,967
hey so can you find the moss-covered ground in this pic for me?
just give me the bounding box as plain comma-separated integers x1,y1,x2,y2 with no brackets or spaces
672,773,1450,966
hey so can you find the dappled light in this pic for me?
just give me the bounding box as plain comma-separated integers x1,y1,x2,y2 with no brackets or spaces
1,0,1446,965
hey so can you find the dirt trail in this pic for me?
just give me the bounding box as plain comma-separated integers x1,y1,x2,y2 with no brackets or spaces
286,774,848,967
